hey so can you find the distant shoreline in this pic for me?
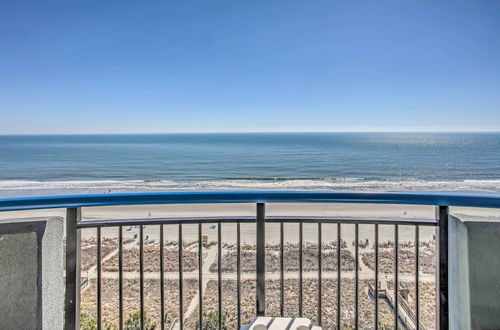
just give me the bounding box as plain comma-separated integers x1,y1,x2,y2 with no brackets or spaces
0,178,499,198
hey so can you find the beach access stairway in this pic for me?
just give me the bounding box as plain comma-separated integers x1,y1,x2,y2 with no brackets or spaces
368,280,429,330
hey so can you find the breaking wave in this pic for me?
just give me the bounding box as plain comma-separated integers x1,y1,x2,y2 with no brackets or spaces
0,177,499,195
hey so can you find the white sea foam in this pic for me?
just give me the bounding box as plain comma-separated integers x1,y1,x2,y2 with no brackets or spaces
0,178,499,194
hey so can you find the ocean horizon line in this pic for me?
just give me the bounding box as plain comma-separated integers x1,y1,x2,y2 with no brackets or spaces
1,130,500,136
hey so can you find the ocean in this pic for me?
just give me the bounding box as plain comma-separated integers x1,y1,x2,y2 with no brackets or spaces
0,132,499,197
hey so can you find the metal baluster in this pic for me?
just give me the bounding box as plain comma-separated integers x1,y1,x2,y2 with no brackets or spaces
179,224,184,330
280,222,284,317
416,225,420,330
198,223,203,330
256,203,266,316
160,225,165,330
439,206,449,330
65,207,81,330
375,224,379,330
140,225,144,330
97,227,102,330
337,223,341,329
218,223,222,330
237,222,241,329
119,226,124,330
355,223,359,329
395,224,399,330
318,222,322,326
299,222,303,317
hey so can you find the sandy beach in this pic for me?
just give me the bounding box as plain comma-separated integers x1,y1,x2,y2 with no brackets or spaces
2,202,499,244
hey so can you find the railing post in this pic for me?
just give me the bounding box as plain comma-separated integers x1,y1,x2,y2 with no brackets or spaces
65,207,81,330
438,206,449,330
256,203,266,316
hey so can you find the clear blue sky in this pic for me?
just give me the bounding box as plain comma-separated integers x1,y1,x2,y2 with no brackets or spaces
1,0,500,134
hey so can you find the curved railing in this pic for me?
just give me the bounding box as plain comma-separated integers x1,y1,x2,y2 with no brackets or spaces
1,191,500,211
2,191,500,330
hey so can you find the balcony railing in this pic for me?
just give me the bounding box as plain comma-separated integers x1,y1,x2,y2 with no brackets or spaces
1,191,500,329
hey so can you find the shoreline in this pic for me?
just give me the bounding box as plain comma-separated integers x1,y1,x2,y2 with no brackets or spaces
0,177,499,198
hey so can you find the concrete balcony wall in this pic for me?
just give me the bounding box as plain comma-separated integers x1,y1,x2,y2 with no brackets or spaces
0,217,64,330
449,214,500,330
449,215,471,329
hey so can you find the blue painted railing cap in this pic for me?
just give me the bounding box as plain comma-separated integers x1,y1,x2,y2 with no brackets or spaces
0,191,500,212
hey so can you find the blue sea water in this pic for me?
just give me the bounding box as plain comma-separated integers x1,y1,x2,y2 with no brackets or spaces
0,133,499,196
